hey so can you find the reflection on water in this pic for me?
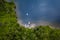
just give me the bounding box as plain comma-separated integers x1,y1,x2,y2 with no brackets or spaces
15,0,60,28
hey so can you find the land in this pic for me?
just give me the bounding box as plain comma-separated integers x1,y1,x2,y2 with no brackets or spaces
0,0,60,40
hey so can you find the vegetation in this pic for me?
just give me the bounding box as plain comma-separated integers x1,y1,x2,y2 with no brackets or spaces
0,0,60,40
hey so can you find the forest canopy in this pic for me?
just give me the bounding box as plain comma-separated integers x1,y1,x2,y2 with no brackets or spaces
0,0,60,40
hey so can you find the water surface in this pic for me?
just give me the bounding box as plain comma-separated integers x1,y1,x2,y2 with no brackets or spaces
15,0,60,27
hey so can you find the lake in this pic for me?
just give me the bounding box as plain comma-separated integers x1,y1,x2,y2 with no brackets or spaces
15,0,60,27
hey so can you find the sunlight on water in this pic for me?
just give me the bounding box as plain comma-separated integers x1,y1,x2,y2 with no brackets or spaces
26,13,29,16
